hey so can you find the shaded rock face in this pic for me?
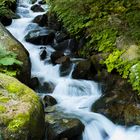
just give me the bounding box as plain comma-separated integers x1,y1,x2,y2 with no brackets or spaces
0,16,12,26
0,23,31,85
25,29,55,45
72,60,94,80
45,107,84,140
0,73,45,140
50,51,64,65
31,4,45,12
43,95,57,107
33,13,48,27
40,49,47,60
92,73,140,125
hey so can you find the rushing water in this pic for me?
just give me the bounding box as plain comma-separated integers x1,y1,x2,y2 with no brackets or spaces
6,0,140,140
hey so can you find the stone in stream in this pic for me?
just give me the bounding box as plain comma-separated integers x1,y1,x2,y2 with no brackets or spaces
92,72,140,126
25,28,55,45
43,95,57,108
38,0,46,5
45,107,84,140
29,77,40,90
40,49,47,60
0,23,31,86
0,73,45,140
31,4,45,12
37,82,55,93
50,51,64,65
33,13,48,27
72,60,94,80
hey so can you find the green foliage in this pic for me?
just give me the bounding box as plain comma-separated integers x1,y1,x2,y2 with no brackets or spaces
0,0,15,17
47,0,140,94
0,46,22,76
129,63,140,93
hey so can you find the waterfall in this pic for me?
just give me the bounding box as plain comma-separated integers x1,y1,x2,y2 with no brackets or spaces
6,1,140,140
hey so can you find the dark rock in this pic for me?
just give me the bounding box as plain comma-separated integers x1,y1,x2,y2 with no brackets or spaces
56,56,72,76
38,0,46,4
50,51,64,64
92,73,140,126
40,49,47,60
60,62,72,76
47,12,61,31
31,0,37,4
55,31,69,43
37,82,55,93
72,60,93,79
45,107,84,140
29,77,40,89
32,13,48,27
43,95,57,108
25,29,55,45
0,23,31,86
31,4,45,12
0,16,12,26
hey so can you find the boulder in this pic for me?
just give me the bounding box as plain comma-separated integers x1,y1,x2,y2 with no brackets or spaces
45,107,84,140
43,95,57,108
92,73,140,125
31,4,45,12
37,82,55,93
38,0,46,4
72,60,93,79
29,77,40,90
54,39,78,53
25,29,55,45
55,32,69,43
0,16,12,26
50,51,64,65
40,49,47,60
47,12,61,31
0,73,45,140
33,13,48,27
0,23,31,85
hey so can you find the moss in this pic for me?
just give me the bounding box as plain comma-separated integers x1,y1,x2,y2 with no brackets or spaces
0,96,10,103
0,105,6,113
8,113,30,132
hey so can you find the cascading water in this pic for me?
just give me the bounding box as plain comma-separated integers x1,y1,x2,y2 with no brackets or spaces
6,0,140,140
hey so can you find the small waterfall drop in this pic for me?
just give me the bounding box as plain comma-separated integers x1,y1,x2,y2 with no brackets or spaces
6,0,140,140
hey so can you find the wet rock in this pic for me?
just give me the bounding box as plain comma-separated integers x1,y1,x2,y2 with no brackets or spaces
72,60,93,79
92,73,140,125
37,82,55,93
0,73,45,140
40,49,47,60
43,95,57,108
55,31,69,43
45,107,84,140
60,62,72,76
33,13,48,27
29,77,40,89
0,16,12,26
38,0,46,5
31,4,45,12
56,56,72,76
47,12,61,31
0,23,31,85
25,28,55,45
50,51,64,64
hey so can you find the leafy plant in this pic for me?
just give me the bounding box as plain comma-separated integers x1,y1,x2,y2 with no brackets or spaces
0,46,22,76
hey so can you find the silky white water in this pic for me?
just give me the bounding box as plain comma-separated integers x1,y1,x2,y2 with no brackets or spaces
6,0,140,140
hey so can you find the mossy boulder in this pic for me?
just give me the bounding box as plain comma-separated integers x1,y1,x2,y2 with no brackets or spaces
45,106,84,140
92,73,140,125
0,23,31,85
0,73,45,140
